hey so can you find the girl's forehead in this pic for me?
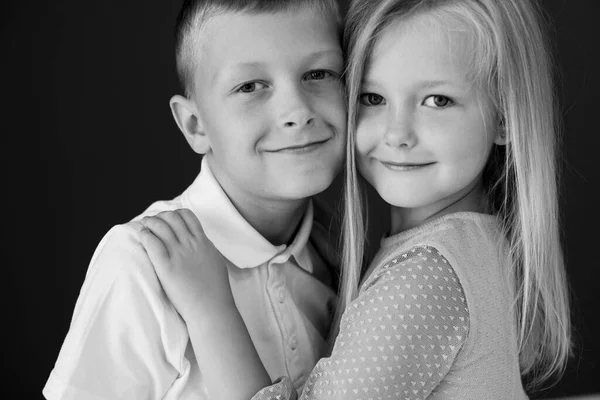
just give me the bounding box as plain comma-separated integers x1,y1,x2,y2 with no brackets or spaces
363,10,493,89
366,11,478,81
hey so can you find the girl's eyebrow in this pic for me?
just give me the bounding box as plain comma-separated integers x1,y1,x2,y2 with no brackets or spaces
422,80,452,88
361,78,379,87
361,78,462,89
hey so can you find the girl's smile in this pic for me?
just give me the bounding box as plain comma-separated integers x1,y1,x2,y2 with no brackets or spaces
356,11,501,224
377,160,436,171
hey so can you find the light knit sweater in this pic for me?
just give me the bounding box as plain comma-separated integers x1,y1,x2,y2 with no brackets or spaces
254,212,528,399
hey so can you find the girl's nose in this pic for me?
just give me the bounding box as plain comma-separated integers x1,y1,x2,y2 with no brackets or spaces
384,111,416,148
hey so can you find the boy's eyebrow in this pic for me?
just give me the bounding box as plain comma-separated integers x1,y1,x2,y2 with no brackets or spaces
306,49,343,61
226,61,267,70
218,49,344,80
231,49,342,68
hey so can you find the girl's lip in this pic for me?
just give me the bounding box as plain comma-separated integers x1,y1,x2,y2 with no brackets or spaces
379,160,436,167
378,160,436,171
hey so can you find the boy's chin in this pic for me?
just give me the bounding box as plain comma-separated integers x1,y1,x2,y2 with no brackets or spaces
273,174,337,201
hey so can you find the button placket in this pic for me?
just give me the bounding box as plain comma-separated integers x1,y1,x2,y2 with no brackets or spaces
289,336,298,351
268,256,302,379
277,288,285,303
267,262,293,346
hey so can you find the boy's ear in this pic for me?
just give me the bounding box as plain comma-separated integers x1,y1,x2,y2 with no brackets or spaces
169,95,211,154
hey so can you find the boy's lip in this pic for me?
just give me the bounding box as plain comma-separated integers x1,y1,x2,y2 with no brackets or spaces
268,138,330,153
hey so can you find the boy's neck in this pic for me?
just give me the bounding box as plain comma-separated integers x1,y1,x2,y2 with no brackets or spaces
216,180,308,246
232,196,308,246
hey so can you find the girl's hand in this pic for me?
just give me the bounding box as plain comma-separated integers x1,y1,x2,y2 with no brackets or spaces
139,209,233,321
140,209,272,398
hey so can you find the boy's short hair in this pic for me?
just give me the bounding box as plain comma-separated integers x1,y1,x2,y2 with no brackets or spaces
174,0,341,98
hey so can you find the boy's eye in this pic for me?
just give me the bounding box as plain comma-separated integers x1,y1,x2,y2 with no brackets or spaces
423,95,453,108
305,70,335,80
359,93,385,106
236,82,267,93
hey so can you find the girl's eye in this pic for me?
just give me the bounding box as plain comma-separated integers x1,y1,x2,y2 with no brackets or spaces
305,70,335,80
423,95,453,108
359,93,385,106
237,82,267,93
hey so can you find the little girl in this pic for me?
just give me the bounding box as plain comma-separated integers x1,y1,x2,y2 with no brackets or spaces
140,0,571,398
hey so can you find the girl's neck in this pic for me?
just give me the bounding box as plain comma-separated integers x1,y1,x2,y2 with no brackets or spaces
389,179,487,236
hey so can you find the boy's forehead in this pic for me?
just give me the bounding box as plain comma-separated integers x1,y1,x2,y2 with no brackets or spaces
201,7,340,46
191,8,342,87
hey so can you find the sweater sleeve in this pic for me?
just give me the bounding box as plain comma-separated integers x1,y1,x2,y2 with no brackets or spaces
252,377,298,400
251,246,470,400
306,245,469,399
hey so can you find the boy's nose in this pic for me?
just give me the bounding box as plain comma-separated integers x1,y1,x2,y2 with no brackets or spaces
283,115,314,128
278,87,316,129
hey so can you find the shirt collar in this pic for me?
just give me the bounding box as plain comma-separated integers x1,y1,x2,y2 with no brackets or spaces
181,157,314,271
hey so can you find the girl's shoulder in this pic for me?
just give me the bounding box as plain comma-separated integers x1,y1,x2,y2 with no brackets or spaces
360,244,460,297
369,212,503,279
385,212,499,249
361,212,508,317
361,211,514,346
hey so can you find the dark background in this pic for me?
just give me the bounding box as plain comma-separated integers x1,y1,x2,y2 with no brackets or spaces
2,0,598,398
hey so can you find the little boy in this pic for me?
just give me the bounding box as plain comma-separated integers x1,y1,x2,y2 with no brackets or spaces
43,0,345,399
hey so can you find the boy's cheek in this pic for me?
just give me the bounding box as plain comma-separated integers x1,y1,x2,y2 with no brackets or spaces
314,82,345,102
224,100,260,116
313,89,346,114
220,106,266,128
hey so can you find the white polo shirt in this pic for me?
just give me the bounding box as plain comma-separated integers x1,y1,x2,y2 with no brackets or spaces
43,158,337,400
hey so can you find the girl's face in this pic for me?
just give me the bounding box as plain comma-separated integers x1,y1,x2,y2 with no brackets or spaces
356,12,501,225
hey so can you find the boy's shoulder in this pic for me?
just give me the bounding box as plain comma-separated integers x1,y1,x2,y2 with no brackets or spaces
86,194,189,281
132,194,187,223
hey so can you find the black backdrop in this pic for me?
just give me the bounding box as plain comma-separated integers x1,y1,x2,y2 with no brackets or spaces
3,0,598,398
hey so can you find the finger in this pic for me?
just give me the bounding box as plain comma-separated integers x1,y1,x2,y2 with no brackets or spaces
177,208,206,238
142,215,178,246
157,210,193,243
139,227,170,265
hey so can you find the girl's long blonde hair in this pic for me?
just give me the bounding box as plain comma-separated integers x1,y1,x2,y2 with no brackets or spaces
333,0,571,391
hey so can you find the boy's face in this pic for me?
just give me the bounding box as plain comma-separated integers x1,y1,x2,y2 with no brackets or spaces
193,7,346,204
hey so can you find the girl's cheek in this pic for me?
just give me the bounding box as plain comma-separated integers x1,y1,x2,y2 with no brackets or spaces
355,128,370,156
355,114,379,151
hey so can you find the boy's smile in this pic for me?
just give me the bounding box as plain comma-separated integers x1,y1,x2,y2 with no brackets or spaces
265,137,332,154
189,7,346,207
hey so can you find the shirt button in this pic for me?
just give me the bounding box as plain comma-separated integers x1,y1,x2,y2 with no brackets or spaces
277,289,285,303
290,337,298,350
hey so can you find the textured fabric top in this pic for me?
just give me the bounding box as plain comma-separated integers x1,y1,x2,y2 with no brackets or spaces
254,212,528,400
